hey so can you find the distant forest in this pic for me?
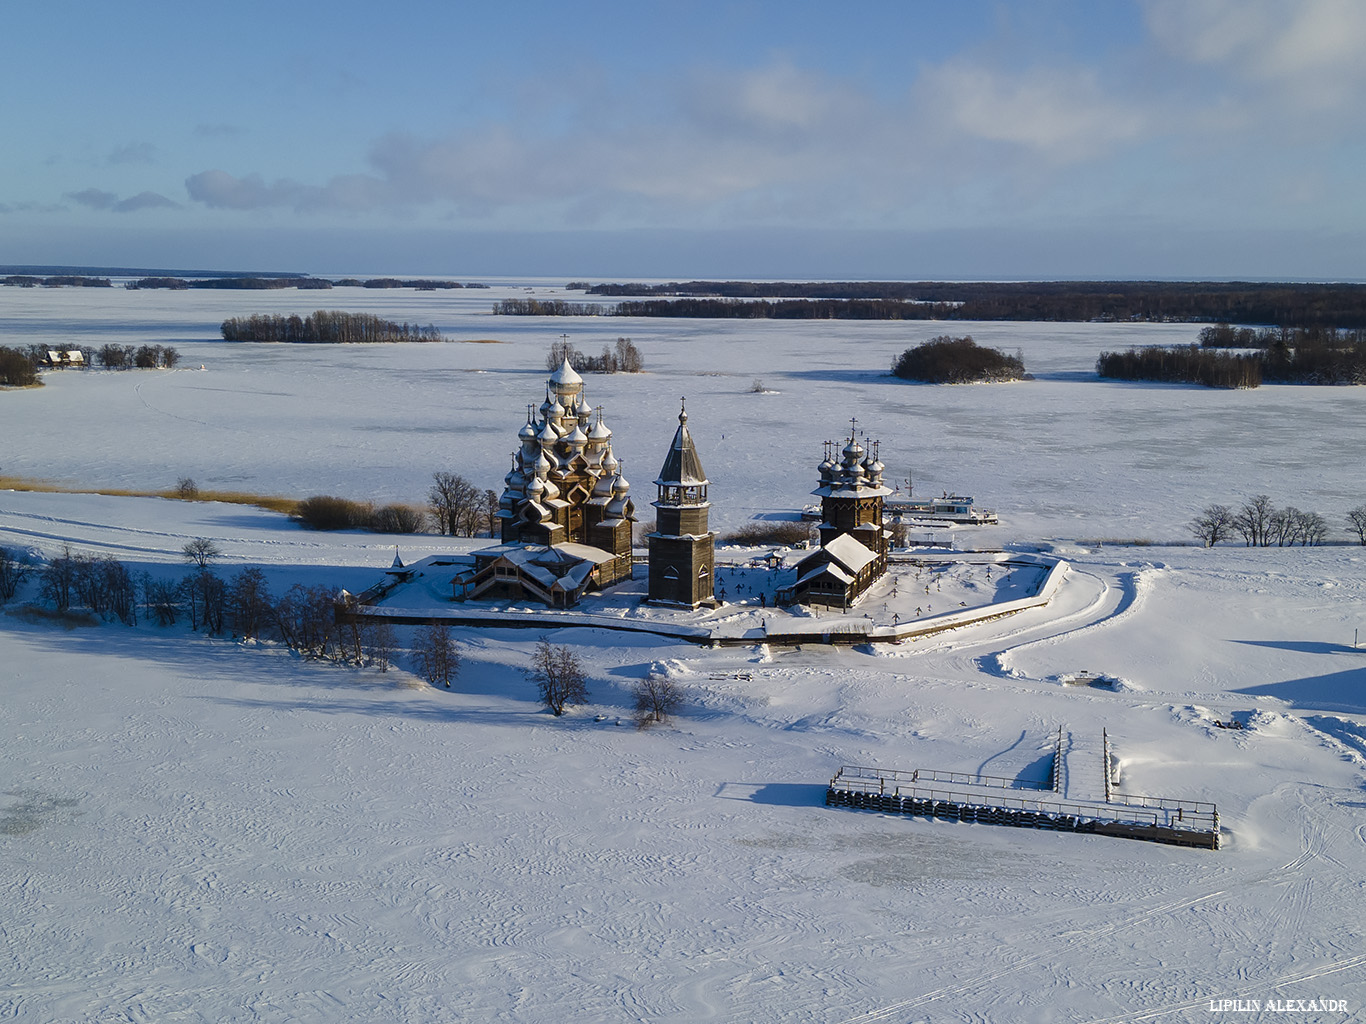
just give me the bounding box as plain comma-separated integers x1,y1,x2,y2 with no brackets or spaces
540,281,1366,328
132,277,331,290
1098,327,1366,387
4,273,487,291
3,275,111,288
127,276,487,290
220,311,445,344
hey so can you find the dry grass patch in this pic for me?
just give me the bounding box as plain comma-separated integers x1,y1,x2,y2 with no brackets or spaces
0,475,296,515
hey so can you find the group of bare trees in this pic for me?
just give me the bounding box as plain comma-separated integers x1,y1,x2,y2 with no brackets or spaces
5,537,689,723
97,344,180,369
428,472,497,536
544,337,643,373
1190,496,1341,547
36,547,138,623
289,473,496,537
524,638,682,726
0,546,31,602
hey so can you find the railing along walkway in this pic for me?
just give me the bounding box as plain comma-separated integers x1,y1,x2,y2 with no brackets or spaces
827,750,1219,850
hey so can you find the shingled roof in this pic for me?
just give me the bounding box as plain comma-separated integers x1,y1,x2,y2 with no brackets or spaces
654,403,708,487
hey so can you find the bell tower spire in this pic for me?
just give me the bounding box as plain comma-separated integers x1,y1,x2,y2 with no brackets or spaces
647,398,715,607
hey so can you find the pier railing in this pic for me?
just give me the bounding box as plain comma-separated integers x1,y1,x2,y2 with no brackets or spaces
827,764,1219,849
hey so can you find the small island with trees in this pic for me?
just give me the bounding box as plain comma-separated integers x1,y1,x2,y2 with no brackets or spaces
892,335,1027,384
221,311,445,344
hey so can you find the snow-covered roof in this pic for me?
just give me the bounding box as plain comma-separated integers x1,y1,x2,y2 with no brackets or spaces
797,562,854,587
554,542,621,565
822,533,878,574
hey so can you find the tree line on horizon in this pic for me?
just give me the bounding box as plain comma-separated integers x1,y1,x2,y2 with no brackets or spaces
2,275,112,288
546,281,1366,328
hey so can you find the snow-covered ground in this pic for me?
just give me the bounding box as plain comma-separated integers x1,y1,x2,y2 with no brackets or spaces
3,282,1365,1021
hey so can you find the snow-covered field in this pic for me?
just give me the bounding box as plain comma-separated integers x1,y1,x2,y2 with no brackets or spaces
3,282,1366,1021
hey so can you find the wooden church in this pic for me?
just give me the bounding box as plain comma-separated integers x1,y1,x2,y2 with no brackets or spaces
785,424,892,608
453,359,637,607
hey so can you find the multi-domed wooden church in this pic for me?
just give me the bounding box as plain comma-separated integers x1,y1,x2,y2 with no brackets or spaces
452,359,716,609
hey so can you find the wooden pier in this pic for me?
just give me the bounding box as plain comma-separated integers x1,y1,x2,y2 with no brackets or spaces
826,746,1220,851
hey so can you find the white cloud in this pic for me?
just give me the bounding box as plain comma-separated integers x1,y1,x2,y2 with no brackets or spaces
916,62,1147,162
1144,0,1366,107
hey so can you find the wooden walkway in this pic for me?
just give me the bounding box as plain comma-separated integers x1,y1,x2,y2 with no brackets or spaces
826,738,1220,850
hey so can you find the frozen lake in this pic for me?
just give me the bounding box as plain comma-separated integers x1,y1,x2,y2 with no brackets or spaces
4,280,1363,543
3,281,1366,1022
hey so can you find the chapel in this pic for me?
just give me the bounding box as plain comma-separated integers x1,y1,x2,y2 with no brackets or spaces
787,424,892,608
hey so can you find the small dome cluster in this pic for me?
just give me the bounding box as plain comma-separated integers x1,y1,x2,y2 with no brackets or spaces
816,429,888,497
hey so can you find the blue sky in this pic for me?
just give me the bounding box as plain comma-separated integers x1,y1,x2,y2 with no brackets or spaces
3,0,1364,278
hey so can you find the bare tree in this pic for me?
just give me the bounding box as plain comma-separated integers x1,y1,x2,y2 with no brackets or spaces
1270,507,1305,547
338,612,369,666
1190,504,1234,547
1348,504,1366,546
39,547,78,612
0,545,31,603
175,477,200,499
429,472,483,537
182,537,222,568
614,337,642,372
546,336,576,370
182,568,225,633
142,573,180,626
1298,511,1329,547
528,638,588,716
483,489,500,536
633,673,682,728
1233,494,1275,547
413,623,461,688
98,558,137,625
228,567,273,639
276,584,340,657
365,619,398,672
